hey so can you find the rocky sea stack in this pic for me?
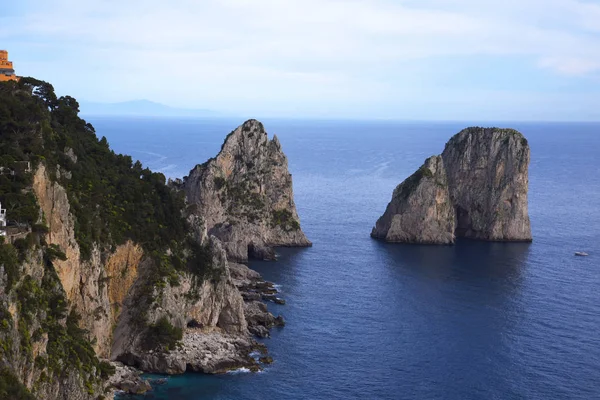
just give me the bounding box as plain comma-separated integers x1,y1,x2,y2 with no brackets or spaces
182,119,311,262
372,127,532,244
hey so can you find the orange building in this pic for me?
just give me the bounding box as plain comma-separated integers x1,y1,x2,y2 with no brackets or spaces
0,50,19,82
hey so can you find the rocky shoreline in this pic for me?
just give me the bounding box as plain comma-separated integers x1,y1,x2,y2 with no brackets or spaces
110,261,285,396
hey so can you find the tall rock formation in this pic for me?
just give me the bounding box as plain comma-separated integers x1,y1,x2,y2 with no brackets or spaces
441,127,532,241
183,119,311,262
371,156,455,244
372,127,532,244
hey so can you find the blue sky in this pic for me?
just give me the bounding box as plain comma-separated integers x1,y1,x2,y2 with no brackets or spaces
2,0,600,120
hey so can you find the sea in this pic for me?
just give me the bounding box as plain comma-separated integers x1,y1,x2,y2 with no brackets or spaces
89,117,600,400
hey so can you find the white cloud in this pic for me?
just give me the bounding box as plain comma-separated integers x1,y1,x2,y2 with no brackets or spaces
539,57,600,76
9,0,600,71
2,0,600,119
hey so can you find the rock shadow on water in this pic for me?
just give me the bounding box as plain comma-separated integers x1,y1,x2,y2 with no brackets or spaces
248,246,312,288
374,238,532,287
115,372,243,399
371,238,534,396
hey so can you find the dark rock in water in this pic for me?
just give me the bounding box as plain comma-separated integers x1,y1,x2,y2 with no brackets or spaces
259,356,274,364
242,291,262,302
244,301,286,337
228,262,286,338
263,294,286,305
109,362,152,395
372,127,532,244
249,325,271,338
116,379,152,395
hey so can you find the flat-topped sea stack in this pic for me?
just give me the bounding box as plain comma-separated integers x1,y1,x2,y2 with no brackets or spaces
183,119,311,262
372,127,532,244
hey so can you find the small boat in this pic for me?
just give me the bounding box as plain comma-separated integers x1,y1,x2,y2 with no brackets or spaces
575,252,589,257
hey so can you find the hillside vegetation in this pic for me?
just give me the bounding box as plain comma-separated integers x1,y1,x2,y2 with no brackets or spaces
0,78,214,398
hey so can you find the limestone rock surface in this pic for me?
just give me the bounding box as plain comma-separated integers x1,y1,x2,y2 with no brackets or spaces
111,236,248,360
441,127,532,241
33,165,144,357
118,331,266,375
371,156,455,244
372,127,532,244
183,119,311,262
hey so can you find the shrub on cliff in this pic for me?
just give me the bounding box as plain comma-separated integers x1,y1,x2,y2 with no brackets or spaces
0,78,189,260
0,368,35,400
141,316,183,352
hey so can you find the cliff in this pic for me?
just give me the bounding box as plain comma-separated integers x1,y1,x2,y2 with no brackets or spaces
0,246,108,400
183,119,311,262
0,79,294,398
111,235,263,375
372,127,532,244
32,164,140,358
441,128,532,241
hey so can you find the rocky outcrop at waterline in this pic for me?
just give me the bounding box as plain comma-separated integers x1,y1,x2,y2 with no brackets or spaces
112,234,286,376
372,127,532,244
182,119,311,262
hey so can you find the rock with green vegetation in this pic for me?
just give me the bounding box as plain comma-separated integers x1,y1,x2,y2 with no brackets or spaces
372,127,532,244
0,78,290,397
183,119,311,262
0,247,107,400
111,235,248,361
371,156,455,244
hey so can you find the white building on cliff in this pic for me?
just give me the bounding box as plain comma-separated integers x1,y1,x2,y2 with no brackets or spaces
0,202,6,237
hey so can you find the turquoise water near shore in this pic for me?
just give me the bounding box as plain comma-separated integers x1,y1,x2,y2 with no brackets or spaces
92,118,600,400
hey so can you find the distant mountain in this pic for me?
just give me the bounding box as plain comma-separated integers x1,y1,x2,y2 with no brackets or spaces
79,99,220,117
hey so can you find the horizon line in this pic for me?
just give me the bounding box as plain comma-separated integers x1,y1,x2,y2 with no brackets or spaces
79,114,600,124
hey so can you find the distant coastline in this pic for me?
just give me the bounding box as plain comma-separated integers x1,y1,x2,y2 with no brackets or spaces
79,99,221,118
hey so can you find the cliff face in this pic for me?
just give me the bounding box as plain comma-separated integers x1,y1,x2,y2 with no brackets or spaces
1,80,302,397
0,246,106,400
441,128,531,241
26,129,294,386
31,164,258,375
32,165,81,303
371,156,455,244
109,234,276,376
23,163,279,394
183,119,311,262
372,127,532,244
33,165,142,358
111,236,248,358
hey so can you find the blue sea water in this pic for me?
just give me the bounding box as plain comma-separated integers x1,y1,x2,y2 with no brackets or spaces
90,117,600,400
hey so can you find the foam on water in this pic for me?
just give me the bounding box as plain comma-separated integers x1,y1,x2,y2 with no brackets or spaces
227,368,251,375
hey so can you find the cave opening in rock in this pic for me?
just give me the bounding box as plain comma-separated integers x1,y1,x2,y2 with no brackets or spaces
455,206,470,237
187,319,203,329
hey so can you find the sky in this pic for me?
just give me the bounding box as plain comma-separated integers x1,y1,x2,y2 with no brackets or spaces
2,0,600,121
